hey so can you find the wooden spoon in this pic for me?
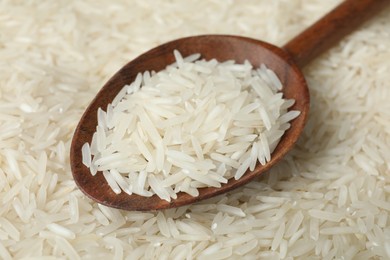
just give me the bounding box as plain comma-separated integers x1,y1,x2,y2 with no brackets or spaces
70,0,389,211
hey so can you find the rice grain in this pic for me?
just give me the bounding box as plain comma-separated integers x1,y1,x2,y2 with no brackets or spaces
2,0,390,259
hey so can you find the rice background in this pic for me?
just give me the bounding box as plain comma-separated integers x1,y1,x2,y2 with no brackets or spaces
1,0,390,259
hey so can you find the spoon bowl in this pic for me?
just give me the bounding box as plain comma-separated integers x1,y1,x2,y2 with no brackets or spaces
70,0,389,211
70,35,309,210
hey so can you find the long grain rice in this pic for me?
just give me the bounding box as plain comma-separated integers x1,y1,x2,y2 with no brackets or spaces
2,0,390,258
82,52,299,200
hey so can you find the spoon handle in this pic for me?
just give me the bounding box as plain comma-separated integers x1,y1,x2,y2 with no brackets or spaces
283,0,389,68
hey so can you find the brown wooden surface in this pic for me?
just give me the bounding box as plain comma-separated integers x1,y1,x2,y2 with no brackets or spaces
70,36,309,211
70,0,389,211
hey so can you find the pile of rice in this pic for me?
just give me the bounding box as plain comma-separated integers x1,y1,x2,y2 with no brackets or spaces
82,51,299,201
1,0,389,259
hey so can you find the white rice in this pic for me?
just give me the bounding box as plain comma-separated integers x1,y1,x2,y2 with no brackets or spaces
82,51,299,200
1,0,390,259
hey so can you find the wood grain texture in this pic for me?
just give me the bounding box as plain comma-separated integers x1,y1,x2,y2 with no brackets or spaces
70,0,389,211
283,0,390,67
70,36,309,211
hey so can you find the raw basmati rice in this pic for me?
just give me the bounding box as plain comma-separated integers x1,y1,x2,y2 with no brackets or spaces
1,0,390,259
82,51,299,200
